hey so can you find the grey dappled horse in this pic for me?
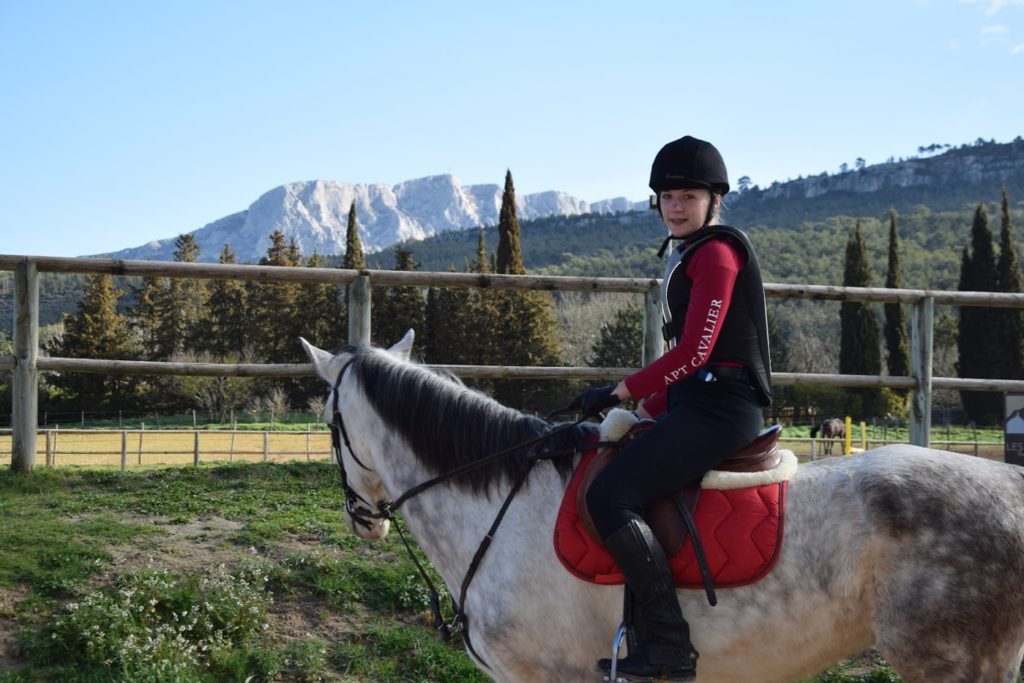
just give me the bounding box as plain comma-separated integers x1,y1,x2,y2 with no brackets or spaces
304,331,1024,683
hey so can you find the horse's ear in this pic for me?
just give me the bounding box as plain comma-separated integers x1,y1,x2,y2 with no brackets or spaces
300,337,343,383
388,329,415,361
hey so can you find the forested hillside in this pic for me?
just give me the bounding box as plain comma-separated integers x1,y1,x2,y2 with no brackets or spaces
379,200,1013,292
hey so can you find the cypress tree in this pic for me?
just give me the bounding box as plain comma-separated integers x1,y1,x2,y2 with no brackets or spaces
839,221,882,417
495,170,525,275
344,201,367,270
205,244,250,355
995,189,1024,381
55,274,137,408
883,210,910,385
489,172,562,409
957,203,1001,423
372,247,426,348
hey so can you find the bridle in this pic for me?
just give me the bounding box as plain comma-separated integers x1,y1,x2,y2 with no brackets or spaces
326,356,586,665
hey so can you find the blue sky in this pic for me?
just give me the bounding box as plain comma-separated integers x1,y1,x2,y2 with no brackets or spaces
2,0,1022,258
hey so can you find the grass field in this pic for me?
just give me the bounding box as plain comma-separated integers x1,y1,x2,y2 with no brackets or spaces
5,456,1010,682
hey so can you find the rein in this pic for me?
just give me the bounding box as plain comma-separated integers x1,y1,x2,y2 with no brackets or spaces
327,357,585,664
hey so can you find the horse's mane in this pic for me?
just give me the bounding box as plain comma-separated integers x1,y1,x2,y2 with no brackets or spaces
347,346,583,495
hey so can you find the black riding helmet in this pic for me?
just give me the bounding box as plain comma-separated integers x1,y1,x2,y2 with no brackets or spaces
649,135,730,196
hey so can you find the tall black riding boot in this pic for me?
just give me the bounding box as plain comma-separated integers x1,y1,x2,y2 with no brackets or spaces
597,519,698,681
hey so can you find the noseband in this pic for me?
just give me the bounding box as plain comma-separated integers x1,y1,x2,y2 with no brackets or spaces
326,355,585,664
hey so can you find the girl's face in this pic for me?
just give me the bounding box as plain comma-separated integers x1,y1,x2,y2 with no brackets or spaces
659,188,717,238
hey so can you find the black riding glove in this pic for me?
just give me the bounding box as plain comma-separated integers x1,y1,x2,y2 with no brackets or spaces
570,384,621,419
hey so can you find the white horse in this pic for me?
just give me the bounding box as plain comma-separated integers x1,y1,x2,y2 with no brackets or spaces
302,331,1024,683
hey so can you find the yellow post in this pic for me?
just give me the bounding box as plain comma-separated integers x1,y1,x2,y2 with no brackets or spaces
845,416,853,455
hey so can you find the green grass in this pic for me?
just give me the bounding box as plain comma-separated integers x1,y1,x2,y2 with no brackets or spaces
2,460,993,682
0,462,485,682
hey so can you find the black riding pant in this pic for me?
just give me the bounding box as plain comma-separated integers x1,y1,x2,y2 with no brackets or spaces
586,373,765,541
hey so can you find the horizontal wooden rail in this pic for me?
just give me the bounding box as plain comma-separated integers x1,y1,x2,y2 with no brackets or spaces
13,356,1024,393
4,254,1024,306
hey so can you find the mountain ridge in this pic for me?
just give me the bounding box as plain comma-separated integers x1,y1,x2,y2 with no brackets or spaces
99,175,643,263
96,137,1024,264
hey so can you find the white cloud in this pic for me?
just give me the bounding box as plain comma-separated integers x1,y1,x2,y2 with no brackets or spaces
1013,42,1024,52
959,0,1024,15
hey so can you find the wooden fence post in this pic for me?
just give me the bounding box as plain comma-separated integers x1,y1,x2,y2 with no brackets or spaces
909,297,934,447
11,261,39,472
121,431,127,472
263,432,269,462
193,431,200,467
348,274,372,346
643,284,663,367
45,430,52,467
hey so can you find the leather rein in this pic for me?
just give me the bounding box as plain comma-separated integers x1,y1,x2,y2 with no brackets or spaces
327,357,586,665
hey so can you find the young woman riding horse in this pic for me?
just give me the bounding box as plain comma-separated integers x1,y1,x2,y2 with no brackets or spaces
566,135,772,681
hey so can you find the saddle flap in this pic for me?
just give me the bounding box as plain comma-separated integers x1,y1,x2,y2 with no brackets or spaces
577,424,788,555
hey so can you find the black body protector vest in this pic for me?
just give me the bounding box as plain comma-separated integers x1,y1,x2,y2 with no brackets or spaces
661,225,773,406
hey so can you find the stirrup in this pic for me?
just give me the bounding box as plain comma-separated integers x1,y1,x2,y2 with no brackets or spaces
598,622,633,682
598,622,669,683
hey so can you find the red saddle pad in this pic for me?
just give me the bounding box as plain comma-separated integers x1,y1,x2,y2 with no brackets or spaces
553,443,787,588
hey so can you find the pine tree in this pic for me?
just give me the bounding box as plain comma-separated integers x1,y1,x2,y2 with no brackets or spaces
883,210,910,385
174,234,208,352
839,221,882,417
957,203,1001,423
467,228,500,367
249,229,302,362
588,306,643,368
372,247,426,348
205,244,250,356
995,189,1024,381
143,234,207,359
344,201,367,270
296,252,344,349
55,274,137,408
132,276,164,358
495,170,525,275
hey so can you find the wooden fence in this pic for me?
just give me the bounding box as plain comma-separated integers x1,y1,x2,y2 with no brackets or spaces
0,427,333,469
4,253,1024,472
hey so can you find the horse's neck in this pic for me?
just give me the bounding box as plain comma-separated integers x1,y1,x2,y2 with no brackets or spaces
379,442,563,589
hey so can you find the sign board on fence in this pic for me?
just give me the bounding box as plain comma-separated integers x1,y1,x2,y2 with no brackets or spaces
1006,393,1024,466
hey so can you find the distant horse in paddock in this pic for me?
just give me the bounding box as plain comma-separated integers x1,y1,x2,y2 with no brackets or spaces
304,331,1024,683
810,417,845,455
